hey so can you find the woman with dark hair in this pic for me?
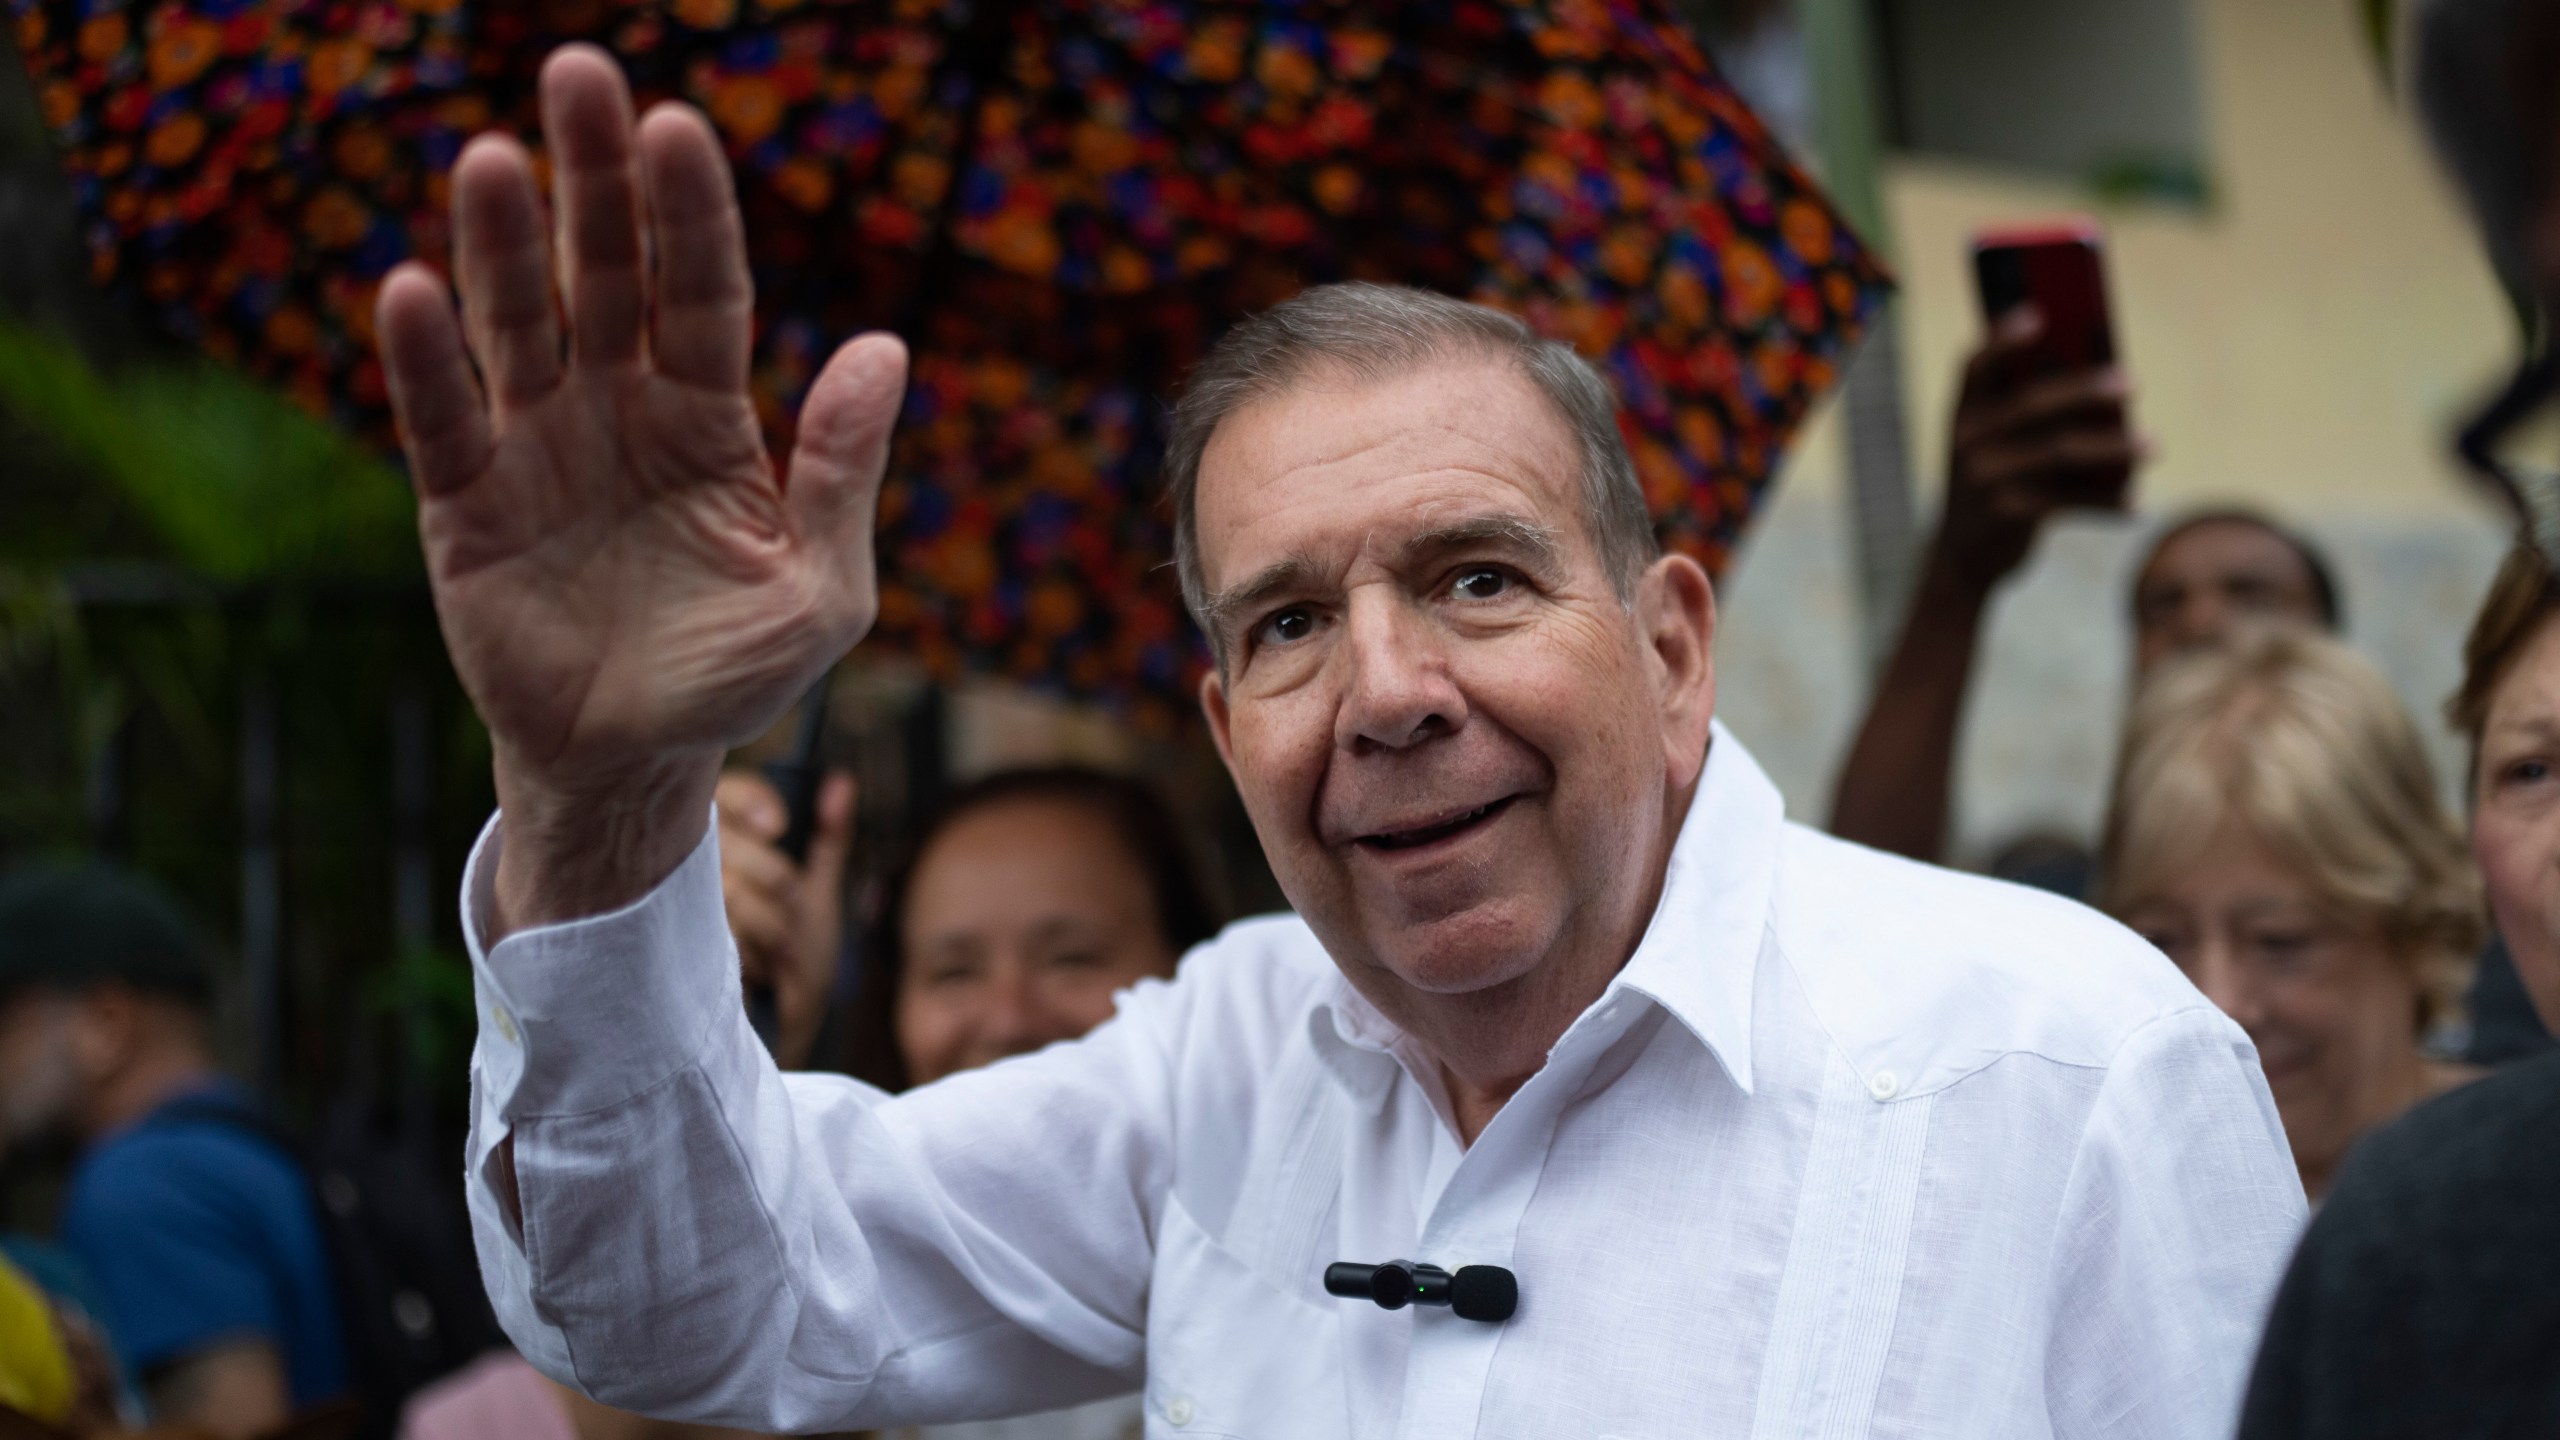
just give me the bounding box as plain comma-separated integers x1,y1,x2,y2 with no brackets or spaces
719,763,1218,1440
845,767,1220,1094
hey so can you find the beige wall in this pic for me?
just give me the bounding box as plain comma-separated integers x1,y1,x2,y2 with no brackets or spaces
1717,0,2522,853
1894,0,2508,515
1792,0,2517,516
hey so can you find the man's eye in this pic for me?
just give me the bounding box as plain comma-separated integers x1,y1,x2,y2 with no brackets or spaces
2503,757,2552,786
1451,567,1511,601
1255,607,1316,646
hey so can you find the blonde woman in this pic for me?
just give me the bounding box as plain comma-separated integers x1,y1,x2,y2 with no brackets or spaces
2101,629,2483,1199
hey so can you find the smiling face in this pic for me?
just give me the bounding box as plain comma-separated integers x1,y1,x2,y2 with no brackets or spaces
895,797,1180,1086
1192,352,1716,1079
2119,830,2428,1196
2471,610,2560,1031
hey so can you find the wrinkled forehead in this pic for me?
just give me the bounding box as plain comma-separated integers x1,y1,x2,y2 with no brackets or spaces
1190,354,1587,591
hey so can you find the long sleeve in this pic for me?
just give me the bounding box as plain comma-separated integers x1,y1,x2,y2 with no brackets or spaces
2042,1007,2307,1439
460,813,1175,1434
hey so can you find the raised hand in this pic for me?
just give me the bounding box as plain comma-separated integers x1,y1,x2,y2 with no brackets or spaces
375,46,907,936
1933,307,2146,594
719,767,856,1069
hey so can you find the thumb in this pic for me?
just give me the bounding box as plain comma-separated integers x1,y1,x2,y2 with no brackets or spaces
808,770,858,889
787,332,909,638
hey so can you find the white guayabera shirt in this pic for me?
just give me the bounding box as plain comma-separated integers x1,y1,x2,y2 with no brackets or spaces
461,724,2306,1439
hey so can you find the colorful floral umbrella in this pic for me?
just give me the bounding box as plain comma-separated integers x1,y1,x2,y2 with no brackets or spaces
8,0,1890,718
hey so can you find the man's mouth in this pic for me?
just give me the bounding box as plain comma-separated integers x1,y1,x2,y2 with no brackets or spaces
1356,796,1517,852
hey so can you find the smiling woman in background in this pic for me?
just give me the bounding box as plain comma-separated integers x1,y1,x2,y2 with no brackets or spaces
845,766,1220,1094
2101,628,2484,1200
829,766,1219,1440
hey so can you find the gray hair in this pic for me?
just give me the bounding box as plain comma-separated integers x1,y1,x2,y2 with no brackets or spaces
1162,282,1656,639
2414,0,2560,298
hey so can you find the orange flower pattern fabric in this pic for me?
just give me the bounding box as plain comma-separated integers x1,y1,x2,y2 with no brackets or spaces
8,0,1889,715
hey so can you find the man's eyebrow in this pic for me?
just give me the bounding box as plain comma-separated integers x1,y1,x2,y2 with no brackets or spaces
1397,513,1568,576
1196,514,1567,641
1197,555,1324,640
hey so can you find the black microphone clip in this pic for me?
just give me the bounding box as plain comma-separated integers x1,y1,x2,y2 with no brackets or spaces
1323,1259,1518,1322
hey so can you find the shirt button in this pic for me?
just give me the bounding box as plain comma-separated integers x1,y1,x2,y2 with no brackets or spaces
492,1005,520,1046
1868,1069,1900,1101
1166,1396,1194,1426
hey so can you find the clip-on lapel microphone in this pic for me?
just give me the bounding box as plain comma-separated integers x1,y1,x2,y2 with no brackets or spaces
1324,1259,1518,1322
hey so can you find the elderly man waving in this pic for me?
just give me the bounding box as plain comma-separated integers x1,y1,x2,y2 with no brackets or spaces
380,48,2302,1439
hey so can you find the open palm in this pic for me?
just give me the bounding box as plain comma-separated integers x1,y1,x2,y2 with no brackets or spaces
376,46,905,805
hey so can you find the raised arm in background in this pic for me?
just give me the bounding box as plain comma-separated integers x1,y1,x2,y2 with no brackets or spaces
718,768,856,1070
1827,309,2144,861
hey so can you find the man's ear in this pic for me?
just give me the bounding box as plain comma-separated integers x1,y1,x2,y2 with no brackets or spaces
1637,553,1717,790
1200,668,1238,776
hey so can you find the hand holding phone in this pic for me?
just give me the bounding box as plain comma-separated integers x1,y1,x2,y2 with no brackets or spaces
1928,219,2146,591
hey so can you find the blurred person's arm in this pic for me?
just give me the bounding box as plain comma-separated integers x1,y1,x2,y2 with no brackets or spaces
1828,311,2141,861
717,769,855,1070
145,1338,291,1440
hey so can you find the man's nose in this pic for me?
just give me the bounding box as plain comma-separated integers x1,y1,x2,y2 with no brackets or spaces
1335,590,1467,753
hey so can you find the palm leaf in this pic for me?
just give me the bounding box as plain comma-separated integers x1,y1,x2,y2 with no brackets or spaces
0,319,416,582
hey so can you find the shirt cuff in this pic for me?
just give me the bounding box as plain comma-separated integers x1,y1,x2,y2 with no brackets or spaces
460,805,738,1118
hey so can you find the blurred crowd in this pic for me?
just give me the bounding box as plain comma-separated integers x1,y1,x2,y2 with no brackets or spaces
4,0,2560,1434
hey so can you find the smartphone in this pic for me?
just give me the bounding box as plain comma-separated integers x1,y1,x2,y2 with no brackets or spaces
1972,217,2130,507
1972,218,2117,374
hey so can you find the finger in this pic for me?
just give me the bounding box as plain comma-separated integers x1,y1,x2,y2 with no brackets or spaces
1990,302,2042,338
715,770,787,839
807,771,858,888
450,136,563,408
720,827,800,896
788,333,911,632
1968,432,2145,502
1959,368,2130,448
817,770,856,835
540,45,648,368
724,873,791,957
639,103,754,392
376,264,493,497
1957,306,2044,403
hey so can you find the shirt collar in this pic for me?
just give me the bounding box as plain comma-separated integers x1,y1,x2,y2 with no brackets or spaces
1311,718,1784,1100
1606,719,1781,1096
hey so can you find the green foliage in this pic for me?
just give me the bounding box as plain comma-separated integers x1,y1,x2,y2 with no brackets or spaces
0,318,417,581
364,941,482,1089
2086,152,2215,210
0,315,488,1130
